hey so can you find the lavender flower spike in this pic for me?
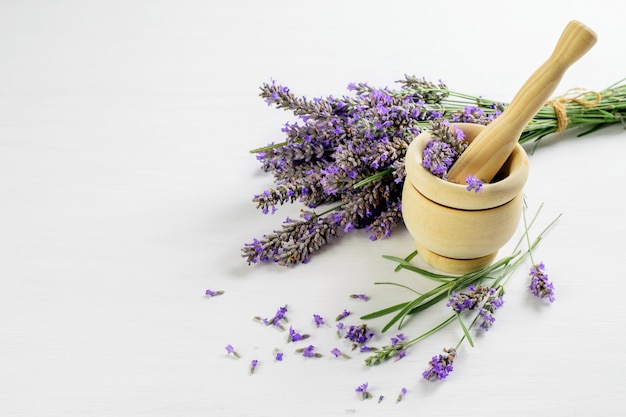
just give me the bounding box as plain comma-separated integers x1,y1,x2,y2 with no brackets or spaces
422,347,456,381
529,262,555,302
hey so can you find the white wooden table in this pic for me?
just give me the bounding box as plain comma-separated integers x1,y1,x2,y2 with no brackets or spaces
2,1,625,416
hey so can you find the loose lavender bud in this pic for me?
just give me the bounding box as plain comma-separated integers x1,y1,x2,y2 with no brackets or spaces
422,347,457,381
350,293,370,301
205,289,224,297
287,326,310,343
330,347,351,359
249,359,258,375
273,348,284,362
529,262,555,302
312,314,325,327
336,322,345,338
356,382,373,400
396,387,407,403
254,305,289,331
335,309,351,321
225,344,240,359
296,345,322,358
465,175,484,192
378,395,385,403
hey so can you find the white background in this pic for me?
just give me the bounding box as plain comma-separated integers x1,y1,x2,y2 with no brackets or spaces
1,1,625,416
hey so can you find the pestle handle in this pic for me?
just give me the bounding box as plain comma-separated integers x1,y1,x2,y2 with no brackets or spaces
447,20,597,184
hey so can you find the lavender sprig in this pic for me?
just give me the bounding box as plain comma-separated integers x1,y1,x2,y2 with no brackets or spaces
528,262,555,302
362,204,560,369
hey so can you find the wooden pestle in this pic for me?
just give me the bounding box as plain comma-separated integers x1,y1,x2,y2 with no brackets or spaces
446,20,597,184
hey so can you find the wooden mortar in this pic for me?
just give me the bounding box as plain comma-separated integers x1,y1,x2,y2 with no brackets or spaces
402,123,529,274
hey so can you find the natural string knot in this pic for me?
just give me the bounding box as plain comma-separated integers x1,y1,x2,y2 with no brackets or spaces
546,88,602,132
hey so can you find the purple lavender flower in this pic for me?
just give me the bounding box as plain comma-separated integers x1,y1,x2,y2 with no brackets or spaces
529,262,555,302
390,333,406,346
274,349,284,362
329,347,351,359
245,77,506,266
205,289,224,297
254,305,289,330
446,285,492,312
313,314,325,327
350,293,370,301
336,322,345,338
478,293,504,331
249,359,258,375
287,326,310,343
335,309,351,321
345,323,375,349
225,344,240,359
297,344,322,358
422,347,457,381
356,382,373,400
465,175,484,192
396,387,407,403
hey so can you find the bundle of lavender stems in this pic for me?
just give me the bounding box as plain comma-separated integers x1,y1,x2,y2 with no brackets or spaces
242,76,625,266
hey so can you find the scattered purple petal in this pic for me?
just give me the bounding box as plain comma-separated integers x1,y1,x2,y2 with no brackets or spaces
336,322,345,338
205,289,224,297
297,344,322,358
350,294,370,301
313,314,326,327
465,174,484,192
287,326,310,343
249,359,258,375
330,347,351,359
335,309,351,321
355,382,373,400
225,344,240,359
396,387,407,403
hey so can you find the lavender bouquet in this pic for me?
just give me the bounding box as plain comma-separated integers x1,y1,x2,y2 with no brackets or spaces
242,76,625,266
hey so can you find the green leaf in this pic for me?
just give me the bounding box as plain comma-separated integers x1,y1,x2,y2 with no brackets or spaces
455,313,474,348
352,168,394,189
373,281,422,295
360,302,409,321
